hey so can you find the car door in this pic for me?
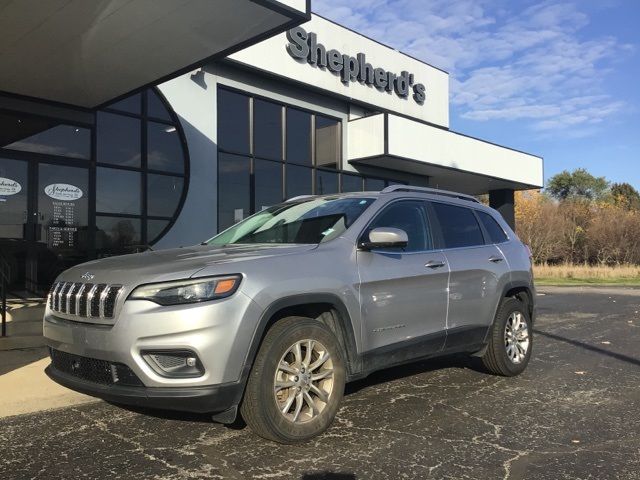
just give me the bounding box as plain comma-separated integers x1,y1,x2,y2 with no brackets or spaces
356,200,449,359
428,201,510,350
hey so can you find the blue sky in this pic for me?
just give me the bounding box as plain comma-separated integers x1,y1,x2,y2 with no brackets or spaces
313,0,640,190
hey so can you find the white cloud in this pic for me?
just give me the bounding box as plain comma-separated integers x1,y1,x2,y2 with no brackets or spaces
312,0,632,136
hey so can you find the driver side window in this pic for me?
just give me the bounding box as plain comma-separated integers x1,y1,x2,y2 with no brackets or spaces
365,201,431,252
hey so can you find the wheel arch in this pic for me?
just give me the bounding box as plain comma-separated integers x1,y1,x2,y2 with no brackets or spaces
242,294,362,383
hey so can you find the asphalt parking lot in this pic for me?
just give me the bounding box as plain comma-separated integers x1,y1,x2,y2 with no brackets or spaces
1,286,639,480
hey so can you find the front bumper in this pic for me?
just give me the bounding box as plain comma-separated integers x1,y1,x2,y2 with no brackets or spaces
46,362,243,413
43,290,263,413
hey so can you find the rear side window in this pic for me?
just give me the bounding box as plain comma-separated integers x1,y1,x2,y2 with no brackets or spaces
477,211,508,243
431,202,485,249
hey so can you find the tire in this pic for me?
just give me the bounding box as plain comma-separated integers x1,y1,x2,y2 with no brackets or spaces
240,316,346,443
481,297,532,376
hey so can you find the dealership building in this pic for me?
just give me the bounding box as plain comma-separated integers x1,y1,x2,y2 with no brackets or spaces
0,1,542,294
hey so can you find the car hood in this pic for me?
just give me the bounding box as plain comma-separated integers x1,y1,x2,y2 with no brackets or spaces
56,244,318,286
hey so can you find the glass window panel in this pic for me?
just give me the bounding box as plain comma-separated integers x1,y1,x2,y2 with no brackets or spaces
254,99,282,161
37,163,89,255
286,164,312,199
97,112,141,167
0,158,28,239
365,177,385,192
106,93,141,114
147,89,172,121
341,174,363,192
477,211,508,243
286,108,311,165
147,174,183,217
218,153,250,231
315,115,340,168
96,216,141,255
218,88,250,155
147,121,185,173
147,219,170,244
254,159,282,212
431,202,485,248
0,112,90,159
367,201,431,252
96,167,141,215
316,169,338,195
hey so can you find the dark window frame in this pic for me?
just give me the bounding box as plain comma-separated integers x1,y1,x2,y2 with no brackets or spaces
96,87,190,251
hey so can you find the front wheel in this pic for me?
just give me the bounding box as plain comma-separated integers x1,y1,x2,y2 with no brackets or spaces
481,297,532,376
240,316,346,443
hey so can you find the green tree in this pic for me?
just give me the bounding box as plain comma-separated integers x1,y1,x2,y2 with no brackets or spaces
546,168,609,201
610,182,640,210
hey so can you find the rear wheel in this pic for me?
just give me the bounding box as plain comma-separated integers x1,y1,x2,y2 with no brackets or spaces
240,316,346,443
481,297,532,376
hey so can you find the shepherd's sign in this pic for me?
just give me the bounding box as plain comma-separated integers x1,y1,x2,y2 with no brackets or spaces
286,27,426,105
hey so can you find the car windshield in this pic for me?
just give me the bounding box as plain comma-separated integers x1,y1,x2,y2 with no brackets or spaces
207,197,375,245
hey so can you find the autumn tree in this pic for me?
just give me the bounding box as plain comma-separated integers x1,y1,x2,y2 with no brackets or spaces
610,182,640,210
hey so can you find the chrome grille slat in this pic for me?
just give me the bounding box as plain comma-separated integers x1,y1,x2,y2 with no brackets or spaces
48,281,123,320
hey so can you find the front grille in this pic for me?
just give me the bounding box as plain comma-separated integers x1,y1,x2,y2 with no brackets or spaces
48,282,123,319
49,348,143,387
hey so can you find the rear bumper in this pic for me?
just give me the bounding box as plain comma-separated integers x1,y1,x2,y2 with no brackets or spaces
46,363,244,414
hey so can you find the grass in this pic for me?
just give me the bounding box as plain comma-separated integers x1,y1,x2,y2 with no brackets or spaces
534,263,640,286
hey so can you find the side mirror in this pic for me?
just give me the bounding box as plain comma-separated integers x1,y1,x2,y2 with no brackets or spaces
359,227,408,250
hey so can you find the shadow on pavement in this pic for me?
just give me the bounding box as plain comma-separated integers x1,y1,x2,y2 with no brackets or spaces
534,329,640,367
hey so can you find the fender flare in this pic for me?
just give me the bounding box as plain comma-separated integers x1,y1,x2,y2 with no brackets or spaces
240,293,362,383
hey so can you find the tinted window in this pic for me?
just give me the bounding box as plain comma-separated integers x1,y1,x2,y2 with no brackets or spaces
218,153,250,230
218,89,250,154
286,164,312,198
477,211,508,243
365,177,385,192
147,219,170,244
0,112,90,160
147,90,172,121
367,201,430,252
286,108,311,165
431,202,485,248
147,174,183,217
254,159,282,211
316,170,338,195
96,167,141,215
341,174,362,192
315,116,340,168
107,94,141,114
254,99,282,161
147,121,184,173
96,216,141,255
97,112,141,167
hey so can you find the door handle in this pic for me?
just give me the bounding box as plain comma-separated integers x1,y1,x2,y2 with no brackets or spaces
489,256,504,263
425,260,446,269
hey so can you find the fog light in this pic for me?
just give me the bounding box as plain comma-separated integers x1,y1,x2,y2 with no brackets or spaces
142,350,204,378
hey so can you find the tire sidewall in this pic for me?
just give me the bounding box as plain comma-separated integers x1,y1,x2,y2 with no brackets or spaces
255,319,346,442
493,298,533,375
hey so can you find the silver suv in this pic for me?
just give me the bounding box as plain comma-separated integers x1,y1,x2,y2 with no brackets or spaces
44,186,535,443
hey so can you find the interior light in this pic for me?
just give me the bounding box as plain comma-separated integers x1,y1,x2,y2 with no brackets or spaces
164,126,176,133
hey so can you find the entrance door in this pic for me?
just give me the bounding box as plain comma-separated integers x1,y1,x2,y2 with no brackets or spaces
0,157,29,291
0,157,89,294
33,162,89,291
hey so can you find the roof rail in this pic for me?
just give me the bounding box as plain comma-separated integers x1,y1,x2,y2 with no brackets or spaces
381,185,480,203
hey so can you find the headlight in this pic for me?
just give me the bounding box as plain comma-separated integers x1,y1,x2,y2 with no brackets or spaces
128,275,241,306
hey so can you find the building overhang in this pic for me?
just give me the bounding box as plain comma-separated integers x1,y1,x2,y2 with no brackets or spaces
348,114,543,195
0,0,309,109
